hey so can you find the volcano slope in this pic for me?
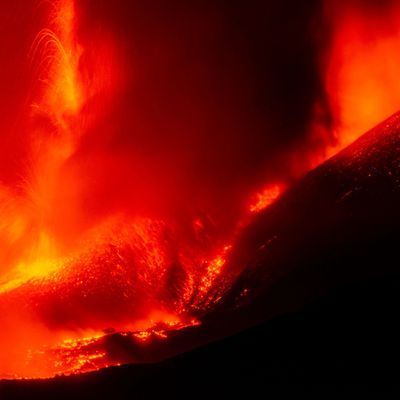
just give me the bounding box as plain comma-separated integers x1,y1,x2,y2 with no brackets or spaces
2,112,400,396
208,110,400,326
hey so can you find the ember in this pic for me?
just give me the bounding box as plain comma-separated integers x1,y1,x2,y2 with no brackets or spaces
1,0,400,381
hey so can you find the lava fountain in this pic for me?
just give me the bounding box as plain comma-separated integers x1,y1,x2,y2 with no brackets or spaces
0,0,400,379
0,0,285,378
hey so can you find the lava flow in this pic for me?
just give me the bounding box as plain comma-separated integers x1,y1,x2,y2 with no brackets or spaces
1,0,400,380
0,0,286,379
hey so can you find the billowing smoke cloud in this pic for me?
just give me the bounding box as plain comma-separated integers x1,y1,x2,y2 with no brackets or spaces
1,0,400,379
67,0,330,230
0,0,336,241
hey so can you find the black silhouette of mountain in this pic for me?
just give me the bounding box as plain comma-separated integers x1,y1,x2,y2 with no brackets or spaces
3,112,400,398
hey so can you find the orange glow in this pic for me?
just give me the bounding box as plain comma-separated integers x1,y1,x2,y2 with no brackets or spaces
2,0,400,380
197,245,232,297
322,1,400,157
249,184,284,213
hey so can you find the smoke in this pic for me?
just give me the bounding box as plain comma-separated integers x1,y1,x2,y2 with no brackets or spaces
320,0,400,156
0,0,335,243
1,0,400,378
66,0,329,228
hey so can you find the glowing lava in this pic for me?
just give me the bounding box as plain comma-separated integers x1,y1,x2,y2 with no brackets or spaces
0,0,283,379
321,0,400,157
2,0,400,380
249,185,283,214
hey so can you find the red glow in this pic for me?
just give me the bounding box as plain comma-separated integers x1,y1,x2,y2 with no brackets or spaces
0,0,284,378
249,184,284,214
1,0,400,380
321,0,400,158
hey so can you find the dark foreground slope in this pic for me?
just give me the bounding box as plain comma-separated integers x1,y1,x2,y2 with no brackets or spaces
1,279,400,398
2,112,400,397
207,111,400,328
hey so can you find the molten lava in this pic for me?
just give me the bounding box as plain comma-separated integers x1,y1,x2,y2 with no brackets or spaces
321,0,400,157
0,0,284,378
249,184,283,214
1,0,400,380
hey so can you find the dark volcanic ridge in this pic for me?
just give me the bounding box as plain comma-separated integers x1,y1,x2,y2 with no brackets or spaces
2,111,400,390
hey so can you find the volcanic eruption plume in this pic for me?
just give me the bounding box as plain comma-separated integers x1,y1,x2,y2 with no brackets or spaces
0,0,400,379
